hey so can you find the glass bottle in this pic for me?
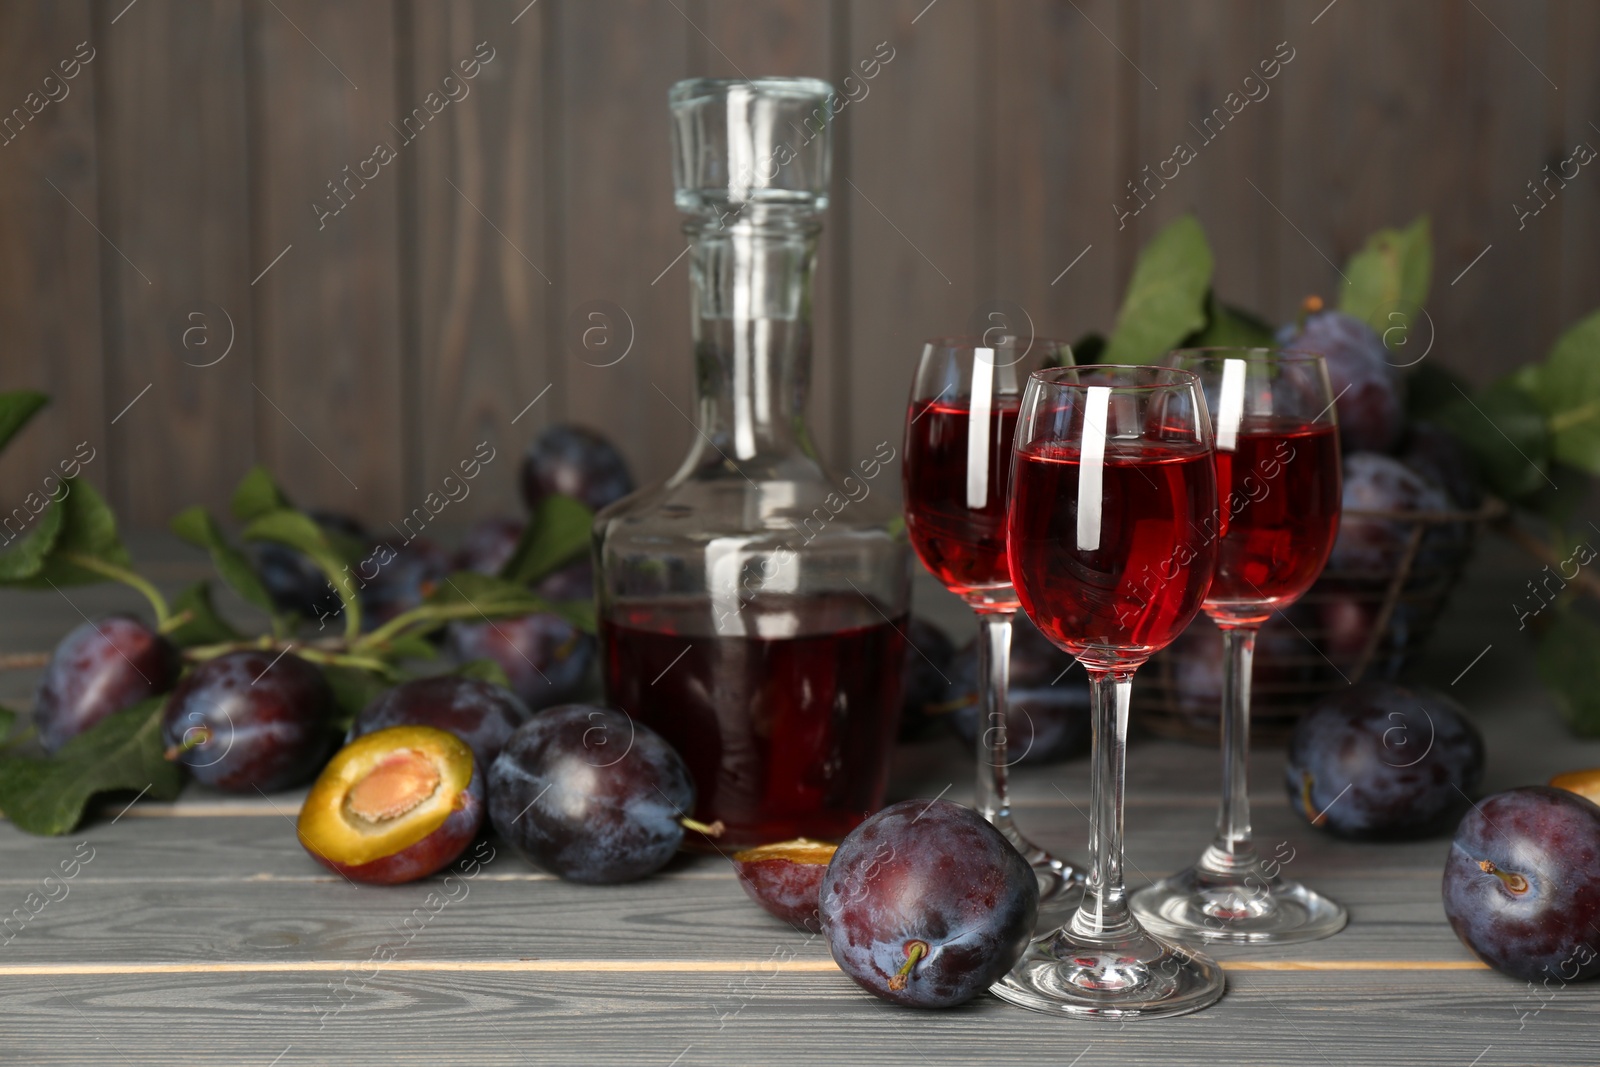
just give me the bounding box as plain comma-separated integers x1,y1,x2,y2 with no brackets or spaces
595,78,912,849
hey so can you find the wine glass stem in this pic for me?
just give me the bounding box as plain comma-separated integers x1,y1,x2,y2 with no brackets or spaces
1071,666,1137,941
973,610,1014,829
1208,623,1258,871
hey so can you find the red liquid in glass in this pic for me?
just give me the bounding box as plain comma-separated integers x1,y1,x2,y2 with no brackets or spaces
902,397,1020,599
1008,442,1217,663
602,596,906,848
1210,419,1341,609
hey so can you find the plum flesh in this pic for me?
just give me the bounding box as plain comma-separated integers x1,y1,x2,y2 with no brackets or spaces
298,725,483,885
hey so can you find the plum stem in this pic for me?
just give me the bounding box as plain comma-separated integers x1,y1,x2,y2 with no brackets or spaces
1479,859,1530,894
163,727,209,760
888,941,928,992
680,817,724,838
59,551,172,627
1299,772,1325,827
1296,294,1324,331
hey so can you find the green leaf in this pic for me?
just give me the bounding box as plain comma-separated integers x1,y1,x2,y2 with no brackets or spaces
1533,308,1600,474
320,665,391,733
163,581,244,648
454,658,512,689
0,391,49,454
0,495,65,583
171,506,276,614
381,633,439,662
0,704,16,743
0,698,182,835
1189,291,1275,349
1432,377,1550,501
1104,215,1214,365
432,571,595,632
230,465,294,522
501,494,594,585
1536,607,1600,736
21,478,131,586
1339,215,1432,346
243,509,358,626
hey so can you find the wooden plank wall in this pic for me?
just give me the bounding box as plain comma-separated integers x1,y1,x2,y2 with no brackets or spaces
0,0,1592,528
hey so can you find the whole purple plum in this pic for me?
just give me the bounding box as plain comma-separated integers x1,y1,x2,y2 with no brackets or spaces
1327,453,1454,577
534,557,595,603
448,613,594,708
360,538,450,629
349,675,533,770
1443,787,1600,983
1286,681,1483,839
1276,309,1402,453
487,704,695,883
255,510,367,620
454,516,525,576
946,615,1090,763
520,424,634,514
34,616,181,752
1400,422,1484,510
161,649,335,792
819,799,1038,1008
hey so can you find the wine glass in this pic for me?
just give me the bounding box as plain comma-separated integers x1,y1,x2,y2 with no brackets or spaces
1129,347,1348,944
902,336,1084,914
992,364,1225,1019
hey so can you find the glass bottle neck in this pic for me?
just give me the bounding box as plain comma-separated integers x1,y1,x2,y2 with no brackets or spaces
687,216,819,463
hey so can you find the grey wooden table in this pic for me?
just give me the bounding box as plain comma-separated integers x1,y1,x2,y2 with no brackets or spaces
2,536,1598,1066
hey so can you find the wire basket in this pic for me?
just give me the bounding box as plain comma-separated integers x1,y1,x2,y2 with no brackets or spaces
1136,496,1504,745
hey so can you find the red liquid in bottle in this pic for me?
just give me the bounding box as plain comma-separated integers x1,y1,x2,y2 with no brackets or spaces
1008,442,1217,664
902,397,1021,601
1210,419,1341,611
601,596,906,848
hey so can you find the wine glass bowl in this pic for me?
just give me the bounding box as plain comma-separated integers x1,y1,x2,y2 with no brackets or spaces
901,336,1083,915
993,365,1226,1019
1129,347,1349,945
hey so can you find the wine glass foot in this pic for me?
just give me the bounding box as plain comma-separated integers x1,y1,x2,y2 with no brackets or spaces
991,922,1225,1019
1130,866,1348,945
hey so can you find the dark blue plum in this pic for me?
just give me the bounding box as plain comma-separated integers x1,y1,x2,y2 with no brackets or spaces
819,799,1038,1008
34,616,181,752
448,613,594,708
1443,787,1600,983
534,557,595,603
1166,605,1322,731
520,424,635,513
946,615,1089,763
255,510,367,619
1276,309,1403,453
454,516,525,576
1286,681,1483,839
1401,421,1484,510
487,705,695,883
1328,453,1457,577
897,616,956,742
160,649,335,792
360,538,450,629
349,675,533,770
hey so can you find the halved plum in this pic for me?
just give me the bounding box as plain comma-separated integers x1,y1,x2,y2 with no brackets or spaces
1551,768,1600,806
732,839,838,932
298,725,483,885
